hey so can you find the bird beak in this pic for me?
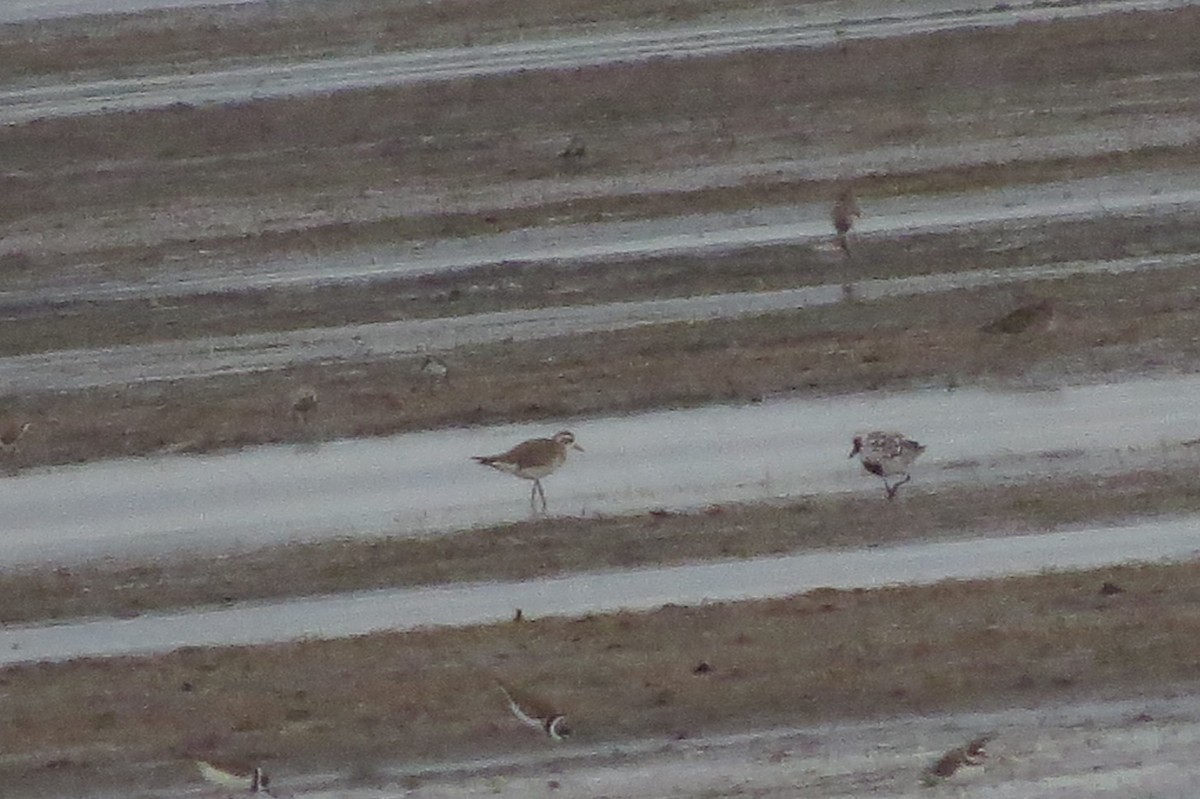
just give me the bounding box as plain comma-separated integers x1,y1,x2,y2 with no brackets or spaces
848,442,860,458
572,443,584,452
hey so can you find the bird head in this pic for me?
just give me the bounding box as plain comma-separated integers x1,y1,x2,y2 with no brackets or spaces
547,715,572,741
554,430,584,452
965,735,991,764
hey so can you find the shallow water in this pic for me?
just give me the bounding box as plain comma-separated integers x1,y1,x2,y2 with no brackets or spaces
3,371,1200,567
1,516,1197,666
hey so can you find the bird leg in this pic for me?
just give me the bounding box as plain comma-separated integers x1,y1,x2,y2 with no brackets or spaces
837,232,850,257
885,474,912,500
529,480,548,515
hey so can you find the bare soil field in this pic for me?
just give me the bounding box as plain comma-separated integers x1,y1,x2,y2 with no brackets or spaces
1,562,1198,797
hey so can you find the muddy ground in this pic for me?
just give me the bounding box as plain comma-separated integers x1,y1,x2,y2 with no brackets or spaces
1,1,1199,797
2,562,1199,797
0,6,1198,470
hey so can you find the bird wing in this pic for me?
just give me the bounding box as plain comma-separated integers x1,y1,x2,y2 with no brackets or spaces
862,431,903,455
197,761,249,788
927,748,965,778
497,680,559,725
488,438,556,469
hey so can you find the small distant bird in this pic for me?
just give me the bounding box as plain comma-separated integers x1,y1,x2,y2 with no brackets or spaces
495,679,572,741
473,430,583,514
920,735,991,786
418,354,449,384
849,431,926,499
981,299,1056,335
831,186,861,256
0,421,31,453
289,387,318,425
558,135,586,163
196,760,273,795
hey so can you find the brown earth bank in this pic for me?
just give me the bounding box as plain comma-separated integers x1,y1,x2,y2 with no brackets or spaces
1,562,1198,796
2,466,1199,626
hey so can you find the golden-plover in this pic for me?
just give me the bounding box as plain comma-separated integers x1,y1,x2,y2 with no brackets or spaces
849,431,925,499
920,734,991,786
473,430,582,514
0,421,32,453
495,679,572,741
196,759,273,795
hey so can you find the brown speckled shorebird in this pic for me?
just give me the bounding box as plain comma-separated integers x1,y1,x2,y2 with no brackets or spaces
473,430,583,513
495,678,572,741
981,298,1056,335
0,421,32,453
920,735,991,786
196,759,273,795
849,431,925,499
831,186,861,256
289,387,318,426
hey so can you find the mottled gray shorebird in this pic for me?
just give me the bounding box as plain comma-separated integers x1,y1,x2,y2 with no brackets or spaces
831,186,861,256
981,298,1056,335
495,678,572,741
196,760,273,795
920,735,991,786
849,431,926,499
473,430,583,513
418,354,449,384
